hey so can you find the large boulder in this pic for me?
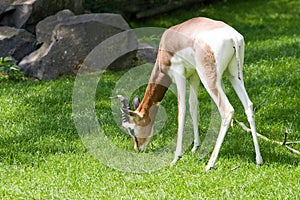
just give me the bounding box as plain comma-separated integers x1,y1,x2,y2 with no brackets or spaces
0,0,14,15
19,12,137,80
0,0,84,32
35,9,74,45
136,42,158,64
0,26,36,61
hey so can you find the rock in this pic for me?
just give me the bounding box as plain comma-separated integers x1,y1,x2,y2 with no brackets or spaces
0,0,84,32
19,13,137,80
36,9,75,45
0,26,36,61
0,0,14,15
136,42,158,64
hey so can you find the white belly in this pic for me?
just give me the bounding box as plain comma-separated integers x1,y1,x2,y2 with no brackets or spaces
168,47,196,79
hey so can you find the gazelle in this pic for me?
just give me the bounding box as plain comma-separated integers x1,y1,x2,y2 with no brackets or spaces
114,17,263,171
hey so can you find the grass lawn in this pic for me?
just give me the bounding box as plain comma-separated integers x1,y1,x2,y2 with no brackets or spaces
1,0,299,199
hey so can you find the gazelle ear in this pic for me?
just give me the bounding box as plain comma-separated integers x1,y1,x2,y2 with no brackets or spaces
128,110,143,123
133,96,140,110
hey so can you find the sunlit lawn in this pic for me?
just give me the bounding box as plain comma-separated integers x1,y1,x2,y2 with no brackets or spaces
0,0,299,199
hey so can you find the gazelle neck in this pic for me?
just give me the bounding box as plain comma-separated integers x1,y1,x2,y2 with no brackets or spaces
136,61,172,119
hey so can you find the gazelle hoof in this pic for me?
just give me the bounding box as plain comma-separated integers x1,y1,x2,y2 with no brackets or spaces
256,155,263,165
170,156,181,166
205,164,214,171
191,145,199,153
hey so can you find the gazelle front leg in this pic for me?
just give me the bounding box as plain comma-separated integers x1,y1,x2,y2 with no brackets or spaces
170,69,186,166
189,74,200,153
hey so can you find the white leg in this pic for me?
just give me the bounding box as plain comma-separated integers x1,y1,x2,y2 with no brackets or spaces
193,48,235,170
228,75,263,165
170,70,186,166
204,83,234,171
189,74,200,153
226,51,263,165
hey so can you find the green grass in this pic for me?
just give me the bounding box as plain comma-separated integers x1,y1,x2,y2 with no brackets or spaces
1,0,299,199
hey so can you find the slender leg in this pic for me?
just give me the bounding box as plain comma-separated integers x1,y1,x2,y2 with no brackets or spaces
226,50,263,165
170,70,186,166
203,82,234,171
228,75,263,165
189,74,200,152
195,61,234,170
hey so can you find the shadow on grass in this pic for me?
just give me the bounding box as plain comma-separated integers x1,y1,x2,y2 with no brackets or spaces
0,78,83,166
219,129,300,167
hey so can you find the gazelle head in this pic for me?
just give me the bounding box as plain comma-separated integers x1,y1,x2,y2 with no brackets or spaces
112,95,157,151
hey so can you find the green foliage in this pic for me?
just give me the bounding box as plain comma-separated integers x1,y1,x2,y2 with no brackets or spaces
85,0,168,14
0,0,299,199
0,57,25,81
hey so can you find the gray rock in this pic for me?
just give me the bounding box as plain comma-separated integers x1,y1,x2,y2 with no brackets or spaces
36,9,75,45
0,26,36,61
0,0,14,15
136,42,158,64
19,13,137,80
0,0,84,32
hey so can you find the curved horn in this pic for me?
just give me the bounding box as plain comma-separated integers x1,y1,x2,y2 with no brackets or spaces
111,95,130,109
110,95,130,123
133,96,140,110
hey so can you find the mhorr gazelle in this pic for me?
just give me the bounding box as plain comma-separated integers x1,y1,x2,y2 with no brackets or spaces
113,17,263,171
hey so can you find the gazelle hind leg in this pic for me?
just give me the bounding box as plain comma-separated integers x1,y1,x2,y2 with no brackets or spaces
227,62,263,165
189,74,200,153
195,67,234,170
204,83,234,171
